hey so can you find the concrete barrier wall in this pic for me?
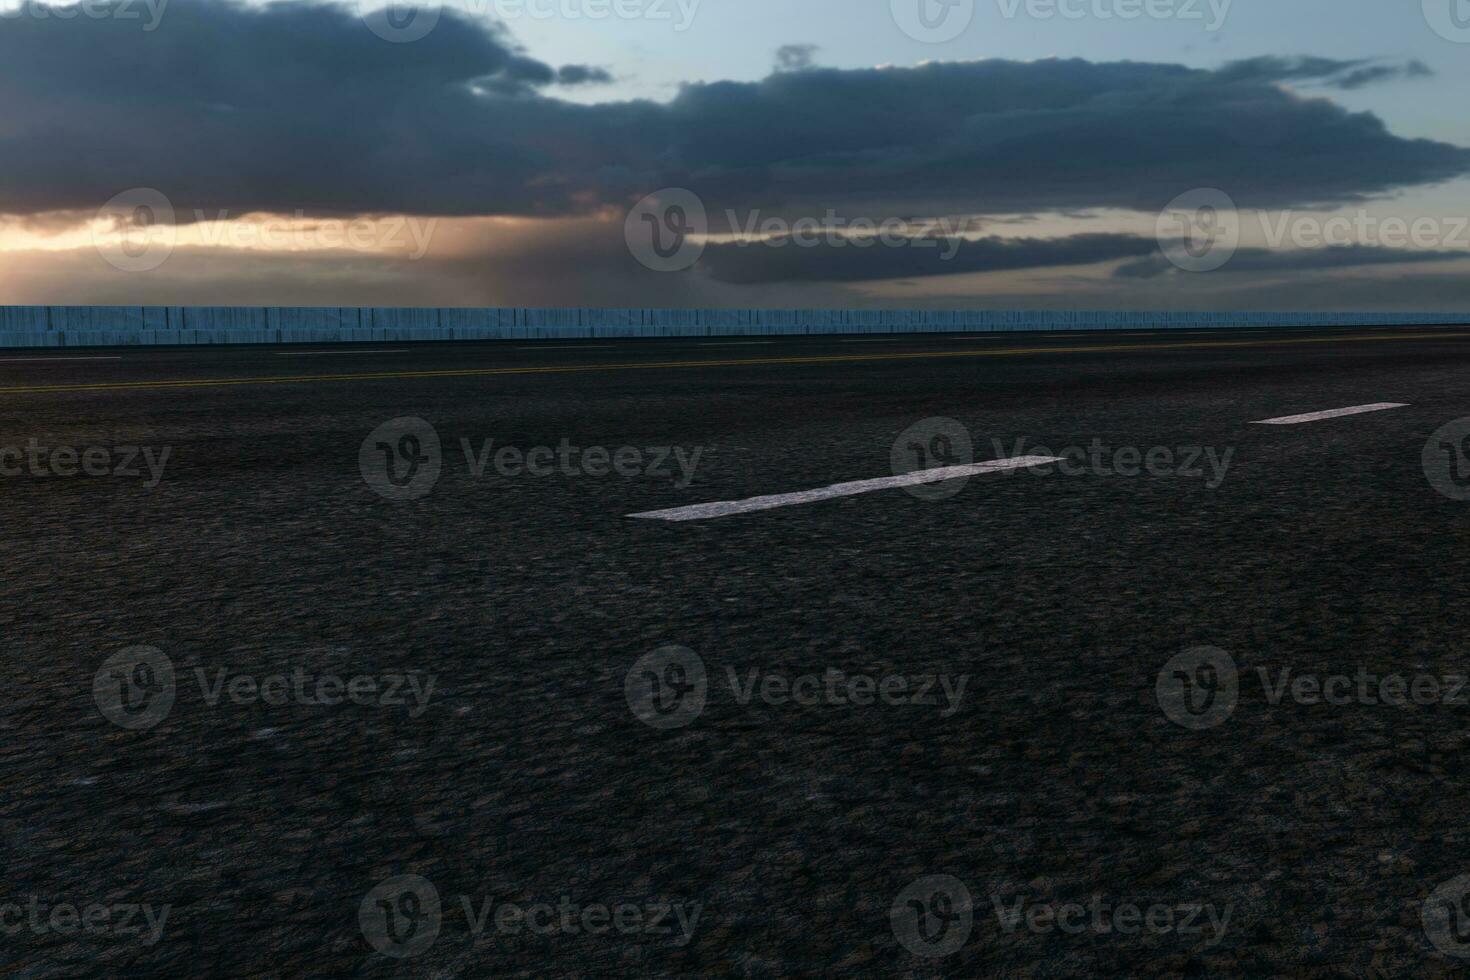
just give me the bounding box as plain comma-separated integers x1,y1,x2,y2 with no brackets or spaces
0,307,1464,347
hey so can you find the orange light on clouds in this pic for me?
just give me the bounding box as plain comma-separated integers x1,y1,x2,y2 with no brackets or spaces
0,212,447,259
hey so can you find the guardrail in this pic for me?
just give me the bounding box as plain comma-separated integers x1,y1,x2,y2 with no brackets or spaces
0,307,1464,347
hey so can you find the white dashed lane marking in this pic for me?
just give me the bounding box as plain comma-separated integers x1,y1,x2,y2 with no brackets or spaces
1250,403,1409,425
629,456,1064,522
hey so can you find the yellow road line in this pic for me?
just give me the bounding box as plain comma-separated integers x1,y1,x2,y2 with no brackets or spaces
1,331,1467,395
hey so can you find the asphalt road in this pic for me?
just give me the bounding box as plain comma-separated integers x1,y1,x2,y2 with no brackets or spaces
5,326,1470,976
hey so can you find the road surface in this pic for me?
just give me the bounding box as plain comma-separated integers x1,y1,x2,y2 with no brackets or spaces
4,326,1470,975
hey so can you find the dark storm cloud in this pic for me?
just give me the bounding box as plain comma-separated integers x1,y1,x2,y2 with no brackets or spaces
774,44,819,73
1,0,1466,222
556,64,614,86
0,0,632,216
1333,60,1433,91
702,233,1470,287
666,57,1467,217
1114,245,1470,279
1214,55,1434,90
701,233,1160,284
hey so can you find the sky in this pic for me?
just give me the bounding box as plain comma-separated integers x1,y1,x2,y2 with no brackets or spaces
2,0,1470,310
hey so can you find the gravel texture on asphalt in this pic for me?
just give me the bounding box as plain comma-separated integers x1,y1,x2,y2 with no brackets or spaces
4,328,1470,976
